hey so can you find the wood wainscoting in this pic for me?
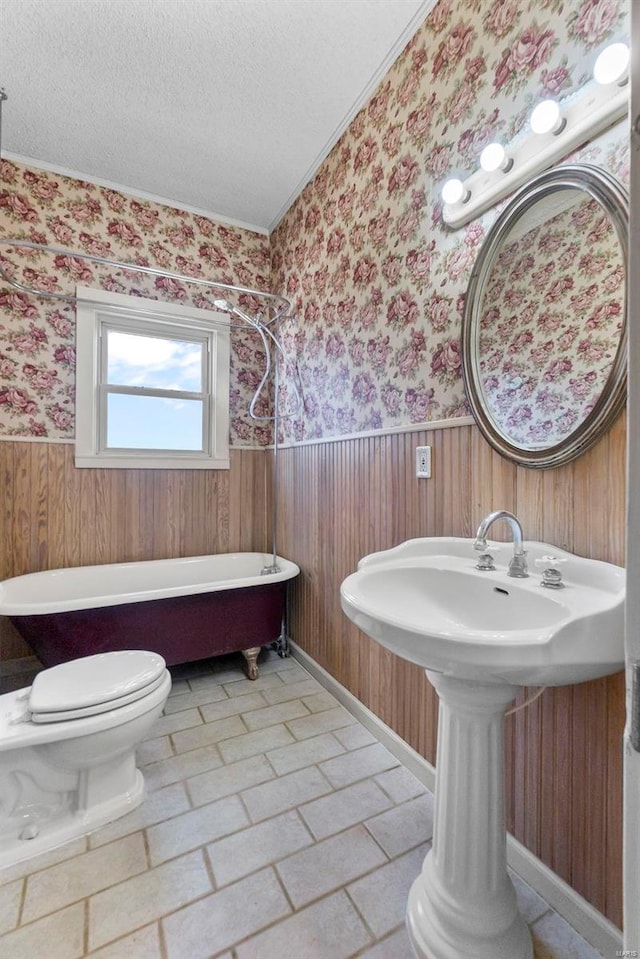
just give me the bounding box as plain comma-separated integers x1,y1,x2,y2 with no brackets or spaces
0,441,270,660
276,415,626,929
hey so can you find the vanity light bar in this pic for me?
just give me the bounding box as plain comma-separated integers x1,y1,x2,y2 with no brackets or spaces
442,52,629,229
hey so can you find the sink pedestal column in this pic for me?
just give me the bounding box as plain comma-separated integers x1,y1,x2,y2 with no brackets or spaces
407,673,533,959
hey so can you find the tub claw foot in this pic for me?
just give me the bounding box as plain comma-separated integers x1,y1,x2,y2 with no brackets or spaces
242,646,261,680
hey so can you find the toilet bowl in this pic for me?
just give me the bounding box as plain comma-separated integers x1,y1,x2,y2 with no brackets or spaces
0,650,171,867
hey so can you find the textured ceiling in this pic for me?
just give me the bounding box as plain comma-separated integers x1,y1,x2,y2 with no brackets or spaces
1,0,432,233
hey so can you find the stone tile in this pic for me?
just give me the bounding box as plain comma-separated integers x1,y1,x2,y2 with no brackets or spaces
301,690,339,712
531,910,604,959
300,779,393,840
210,650,248,672
364,794,434,857
222,673,285,698
187,672,231,691
170,660,216,682
136,734,173,766
144,743,223,791
23,832,147,922
162,684,227,715
510,870,551,924
0,902,84,959
0,837,90,886
147,794,249,866
319,743,399,788
88,850,212,952
162,868,290,959
374,765,427,804
276,662,311,684
261,678,324,705
217,723,295,763
0,877,22,934
87,923,162,958
242,698,310,731
267,732,346,776
199,691,266,723
255,652,299,674
286,706,356,740
235,890,371,959
333,722,377,750
356,926,416,959
347,843,428,938
89,782,190,848
241,765,333,823
170,714,246,753
208,662,252,684
151,707,202,738
187,754,274,807
206,810,313,887
276,824,388,908
166,678,190,697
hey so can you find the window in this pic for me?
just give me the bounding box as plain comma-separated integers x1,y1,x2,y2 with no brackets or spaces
75,287,230,469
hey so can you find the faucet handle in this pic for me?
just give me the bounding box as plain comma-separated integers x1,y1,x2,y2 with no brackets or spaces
474,538,501,552
535,555,567,568
535,555,567,589
475,545,499,570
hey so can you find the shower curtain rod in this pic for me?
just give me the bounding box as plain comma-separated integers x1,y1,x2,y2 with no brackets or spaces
0,89,290,327
0,237,290,327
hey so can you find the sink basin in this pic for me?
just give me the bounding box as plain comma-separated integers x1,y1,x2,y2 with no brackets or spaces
340,537,625,686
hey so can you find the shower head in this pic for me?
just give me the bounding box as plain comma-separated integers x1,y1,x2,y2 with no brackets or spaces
213,298,233,312
213,298,259,327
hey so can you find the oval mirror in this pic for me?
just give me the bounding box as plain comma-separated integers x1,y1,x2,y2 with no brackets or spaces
462,164,628,469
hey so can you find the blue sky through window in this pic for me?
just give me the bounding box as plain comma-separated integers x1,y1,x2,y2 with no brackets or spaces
107,330,203,391
106,394,204,450
105,329,205,450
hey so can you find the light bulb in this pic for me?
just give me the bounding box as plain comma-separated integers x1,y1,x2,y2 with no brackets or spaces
593,42,630,85
441,178,466,205
480,143,507,172
530,99,564,135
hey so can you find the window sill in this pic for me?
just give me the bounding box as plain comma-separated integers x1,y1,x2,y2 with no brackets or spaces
74,454,230,470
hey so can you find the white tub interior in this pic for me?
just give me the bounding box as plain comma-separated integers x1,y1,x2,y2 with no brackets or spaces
0,553,300,616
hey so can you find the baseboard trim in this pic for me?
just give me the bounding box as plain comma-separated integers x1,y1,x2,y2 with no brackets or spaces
290,641,623,957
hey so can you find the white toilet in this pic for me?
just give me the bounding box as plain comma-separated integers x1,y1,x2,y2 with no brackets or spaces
0,650,171,867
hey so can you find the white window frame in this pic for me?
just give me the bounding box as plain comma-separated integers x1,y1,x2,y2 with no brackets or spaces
75,287,230,469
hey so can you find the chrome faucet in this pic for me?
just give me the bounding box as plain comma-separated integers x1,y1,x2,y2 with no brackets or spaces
474,509,528,578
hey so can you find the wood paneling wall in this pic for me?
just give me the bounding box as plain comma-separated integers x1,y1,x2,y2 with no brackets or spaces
0,421,626,927
276,416,626,929
0,441,270,659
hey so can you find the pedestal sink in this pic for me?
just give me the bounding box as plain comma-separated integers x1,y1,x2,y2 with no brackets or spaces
340,536,625,959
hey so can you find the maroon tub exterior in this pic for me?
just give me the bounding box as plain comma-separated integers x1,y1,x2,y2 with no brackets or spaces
11,580,287,668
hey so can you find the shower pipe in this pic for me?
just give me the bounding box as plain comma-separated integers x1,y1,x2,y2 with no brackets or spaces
257,330,303,658
213,299,303,582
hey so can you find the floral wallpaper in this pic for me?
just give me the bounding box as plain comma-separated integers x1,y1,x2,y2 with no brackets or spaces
271,0,629,444
0,160,274,445
478,194,625,447
0,0,630,449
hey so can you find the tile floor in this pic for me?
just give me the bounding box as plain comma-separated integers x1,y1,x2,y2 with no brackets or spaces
0,649,607,959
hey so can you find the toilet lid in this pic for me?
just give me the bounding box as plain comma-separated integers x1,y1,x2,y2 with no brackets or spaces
29,650,167,715
30,670,167,723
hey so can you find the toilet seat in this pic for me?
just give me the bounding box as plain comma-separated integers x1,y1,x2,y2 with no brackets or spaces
30,671,168,723
29,650,167,723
